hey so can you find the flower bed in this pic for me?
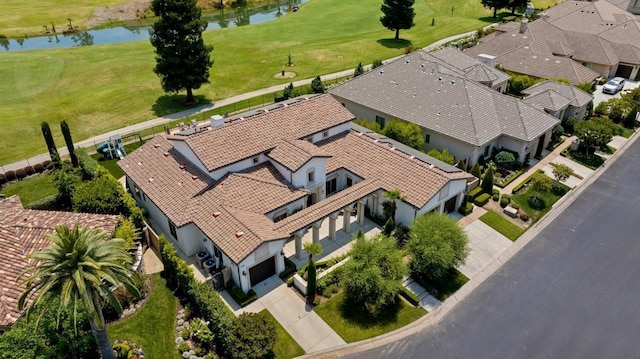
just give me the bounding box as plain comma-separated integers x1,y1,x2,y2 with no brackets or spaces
112,339,145,359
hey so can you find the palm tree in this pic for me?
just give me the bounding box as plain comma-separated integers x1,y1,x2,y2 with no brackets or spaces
303,242,322,301
18,224,140,359
383,188,406,223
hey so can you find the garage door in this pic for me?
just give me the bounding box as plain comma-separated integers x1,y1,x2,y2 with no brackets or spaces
615,64,633,79
249,256,276,286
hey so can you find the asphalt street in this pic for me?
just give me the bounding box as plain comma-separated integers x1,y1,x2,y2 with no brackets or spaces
349,136,640,358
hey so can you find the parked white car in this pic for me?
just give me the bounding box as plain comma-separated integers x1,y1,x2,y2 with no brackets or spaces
602,77,626,94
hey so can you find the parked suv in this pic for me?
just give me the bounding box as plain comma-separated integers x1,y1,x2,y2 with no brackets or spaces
602,77,625,94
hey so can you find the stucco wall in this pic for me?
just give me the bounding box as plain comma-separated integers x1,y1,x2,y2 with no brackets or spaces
171,140,209,174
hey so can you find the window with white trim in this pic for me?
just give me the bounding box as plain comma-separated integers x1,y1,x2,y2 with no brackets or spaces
168,220,178,241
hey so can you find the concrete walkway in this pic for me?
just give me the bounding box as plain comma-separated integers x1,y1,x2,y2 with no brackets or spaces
142,247,164,275
233,276,346,353
457,220,512,279
401,276,442,312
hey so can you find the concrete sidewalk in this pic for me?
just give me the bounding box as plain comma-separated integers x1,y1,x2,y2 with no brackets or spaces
236,276,346,353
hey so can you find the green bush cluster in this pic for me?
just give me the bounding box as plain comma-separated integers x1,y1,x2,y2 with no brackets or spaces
492,193,499,201
474,193,491,206
495,169,524,188
316,266,343,298
466,187,483,202
458,202,473,216
158,235,235,351
511,170,545,194
500,194,511,208
278,256,297,279
227,285,257,307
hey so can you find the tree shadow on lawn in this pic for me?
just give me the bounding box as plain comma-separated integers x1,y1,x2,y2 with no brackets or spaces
478,11,520,23
338,297,402,328
152,94,212,117
377,38,412,49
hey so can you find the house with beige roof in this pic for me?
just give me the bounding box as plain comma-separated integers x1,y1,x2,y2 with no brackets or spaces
329,48,561,166
119,94,471,293
0,196,119,331
466,0,640,83
522,80,594,121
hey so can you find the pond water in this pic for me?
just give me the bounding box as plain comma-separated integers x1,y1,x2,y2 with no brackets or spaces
0,0,306,52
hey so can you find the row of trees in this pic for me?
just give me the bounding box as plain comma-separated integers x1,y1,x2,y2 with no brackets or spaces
41,120,78,170
481,0,528,18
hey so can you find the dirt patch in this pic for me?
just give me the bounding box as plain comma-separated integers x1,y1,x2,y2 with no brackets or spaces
85,0,152,28
274,71,296,79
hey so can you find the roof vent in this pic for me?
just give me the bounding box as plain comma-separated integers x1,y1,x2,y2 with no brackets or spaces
390,146,396,151
429,164,435,169
409,155,416,160
137,161,143,166
438,76,443,82
235,231,245,238
154,144,161,148
148,177,154,182
212,211,221,218
437,112,441,116
178,181,184,187
263,109,269,113
405,59,410,64
451,80,456,85
179,165,185,170
380,69,384,74
163,152,170,157
192,175,198,181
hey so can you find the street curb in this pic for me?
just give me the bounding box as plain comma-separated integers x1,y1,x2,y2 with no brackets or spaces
299,131,639,358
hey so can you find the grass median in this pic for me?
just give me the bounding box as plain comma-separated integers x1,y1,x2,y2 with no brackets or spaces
0,0,492,164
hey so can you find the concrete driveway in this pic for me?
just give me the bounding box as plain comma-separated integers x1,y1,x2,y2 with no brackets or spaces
457,220,512,279
593,79,639,106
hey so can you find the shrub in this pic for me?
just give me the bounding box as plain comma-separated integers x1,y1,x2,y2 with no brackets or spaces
492,193,499,201
0,173,5,185
227,285,258,307
33,163,45,173
4,170,15,181
495,151,516,169
42,160,52,169
458,202,473,216
372,59,383,69
23,166,35,176
474,193,491,206
286,277,294,287
15,168,26,179
481,166,495,194
470,163,482,178
492,188,499,195
466,187,483,202
511,170,545,194
520,212,530,221
278,257,297,279
500,194,510,208
114,218,138,248
181,329,191,340
177,341,191,353
313,297,321,306
354,62,364,77
224,313,276,359
73,175,125,214
512,203,520,210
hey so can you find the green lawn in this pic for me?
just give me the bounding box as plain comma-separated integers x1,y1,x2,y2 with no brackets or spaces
479,211,525,241
565,149,605,170
512,180,570,220
0,173,57,207
108,274,181,359
314,292,426,343
531,0,563,10
91,139,146,179
257,310,305,359
0,0,132,38
0,0,493,164
411,269,469,301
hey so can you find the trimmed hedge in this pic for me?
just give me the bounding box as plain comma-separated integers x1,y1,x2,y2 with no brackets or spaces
0,173,5,185
4,171,15,181
158,235,235,347
15,168,26,180
458,202,473,216
511,169,545,194
33,163,45,173
500,194,511,208
495,169,525,188
279,256,297,279
474,193,491,206
227,286,258,307
466,187,483,202
398,287,421,307
24,166,35,176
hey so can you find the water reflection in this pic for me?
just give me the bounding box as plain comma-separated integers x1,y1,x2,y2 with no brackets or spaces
1,0,304,52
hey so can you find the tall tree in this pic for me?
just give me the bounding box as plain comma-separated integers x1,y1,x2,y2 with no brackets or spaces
342,232,407,315
60,120,78,167
552,163,573,187
482,0,510,18
509,0,527,14
41,121,61,169
382,188,406,223
407,213,469,280
150,0,213,104
311,75,325,94
380,0,416,40
19,224,140,359
303,242,322,301
481,166,495,194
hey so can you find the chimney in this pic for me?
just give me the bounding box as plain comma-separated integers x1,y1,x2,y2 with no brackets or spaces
210,114,224,128
477,53,496,68
519,18,529,34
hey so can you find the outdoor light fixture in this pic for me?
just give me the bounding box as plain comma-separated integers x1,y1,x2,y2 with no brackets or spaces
242,270,247,276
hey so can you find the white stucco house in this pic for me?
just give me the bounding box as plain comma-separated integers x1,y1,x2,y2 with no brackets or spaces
119,94,471,293
329,48,561,165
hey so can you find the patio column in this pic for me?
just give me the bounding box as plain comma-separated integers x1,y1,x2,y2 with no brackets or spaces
357,200,365,225
343,204,354,233
294,233,303,259
312,220,322,244
328,213,338,240
371,194,378,216
439,201,445,214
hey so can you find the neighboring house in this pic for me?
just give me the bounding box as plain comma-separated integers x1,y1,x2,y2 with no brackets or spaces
0,196,119,332
329,49,560,166
119,94,471,293
522,80,594,121
466,0,640,84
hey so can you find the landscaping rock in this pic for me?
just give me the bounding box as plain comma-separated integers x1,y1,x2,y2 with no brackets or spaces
177,319,184,326
175,337,184,345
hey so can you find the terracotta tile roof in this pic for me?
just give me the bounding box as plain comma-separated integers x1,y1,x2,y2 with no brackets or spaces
177,94,354,172
318,131,471,208
275,179,383,233
267,139,331,172
0,196,118,327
